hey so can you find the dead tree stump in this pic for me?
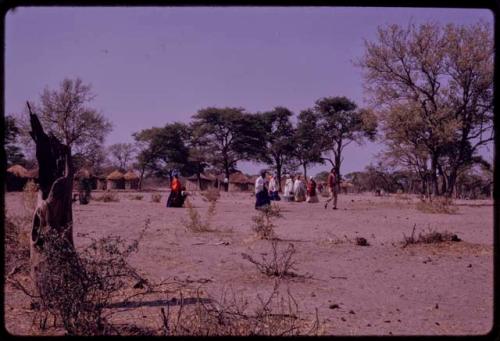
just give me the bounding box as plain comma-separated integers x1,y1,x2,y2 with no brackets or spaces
27,103,75,291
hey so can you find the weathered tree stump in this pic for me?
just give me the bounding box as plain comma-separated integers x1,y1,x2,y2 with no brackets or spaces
27,102,75,287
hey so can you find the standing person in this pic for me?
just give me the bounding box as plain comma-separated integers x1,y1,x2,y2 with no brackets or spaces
306,176,319,203
167,172,185,207
283,174,294,202
268,173,281,201
294,175,306,202
255,170,271,210
324,168,338,210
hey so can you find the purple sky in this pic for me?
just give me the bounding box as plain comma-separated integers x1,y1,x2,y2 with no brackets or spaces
6,7,493,175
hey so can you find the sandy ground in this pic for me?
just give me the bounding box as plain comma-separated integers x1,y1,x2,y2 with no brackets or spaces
4,190,494,335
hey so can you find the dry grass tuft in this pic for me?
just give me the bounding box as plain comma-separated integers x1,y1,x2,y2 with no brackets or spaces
129,194,143,201
23,180,38,214
182,199,217,233
160,281,322,336
200,188,220,203
93,192,120,203
150,193,162,203
241,239,298,278
252,204,282,240
4,215,31,277
402,224,461,248
416,197,458,214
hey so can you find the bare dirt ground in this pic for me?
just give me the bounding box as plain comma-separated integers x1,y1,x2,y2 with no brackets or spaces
4,189,493,335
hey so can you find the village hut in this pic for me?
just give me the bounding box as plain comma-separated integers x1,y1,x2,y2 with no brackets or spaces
73,168,98,190
106,170,125,190
123,170,140,190
96,175,107,190
228,173,253,192
185,173,216,191
6,164,29,191
340,181,355,194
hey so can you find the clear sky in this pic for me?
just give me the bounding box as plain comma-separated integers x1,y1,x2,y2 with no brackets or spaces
5,6,493,175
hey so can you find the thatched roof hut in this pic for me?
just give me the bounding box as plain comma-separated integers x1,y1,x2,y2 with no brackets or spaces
229,172,253,192
106,170,125,190
185,173,217,191
123,170,140,190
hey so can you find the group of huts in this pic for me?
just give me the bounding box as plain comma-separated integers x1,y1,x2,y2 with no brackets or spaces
184,172,258,192
5,164,141,192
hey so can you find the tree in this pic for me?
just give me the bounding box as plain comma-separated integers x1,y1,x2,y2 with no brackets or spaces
292,109,325,179
314,96,377,190
5,115,26,167
133,123,191,183
357,21,493,197
28,77,112,166
191,107,264,190
256,107,296,191
108,143,136,170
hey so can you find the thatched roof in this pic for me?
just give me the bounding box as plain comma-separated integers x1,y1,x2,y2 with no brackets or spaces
7,165,28,177
229,173,252,184
186,173,215,181
106,170,125,180
123,170,139,181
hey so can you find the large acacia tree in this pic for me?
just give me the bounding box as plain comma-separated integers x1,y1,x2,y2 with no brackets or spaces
256,107,296,191
26,78,112,170
357,21,493,197
292,109,325,179
191,107,264,189
314,96,377,188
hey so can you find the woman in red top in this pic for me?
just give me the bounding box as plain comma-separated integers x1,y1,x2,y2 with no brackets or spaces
167,172,186,207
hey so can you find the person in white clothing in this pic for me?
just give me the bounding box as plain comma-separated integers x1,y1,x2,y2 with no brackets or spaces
283,174,294,202
268,173,281,201
293,175,306,202
255,170,270,209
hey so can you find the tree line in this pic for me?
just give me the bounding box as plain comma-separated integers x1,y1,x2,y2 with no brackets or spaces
6,21,493,198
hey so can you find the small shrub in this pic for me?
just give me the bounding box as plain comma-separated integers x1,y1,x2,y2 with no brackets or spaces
241,239,298,278
12,220,151,335
402,224,461,248
355,237,370,246
200,188,220,203
151,193,162,203
416,197,458,214
4,215,31,276
182,200,215,233
93,192,119,202
160,281,322,336
252,205,283,240
129,194,143,201
23,180,38,213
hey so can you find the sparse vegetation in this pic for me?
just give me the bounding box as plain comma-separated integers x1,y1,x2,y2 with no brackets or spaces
182,198,217,233
93,192,120,203
4,215,31,277
241,239,298,278
151,193,162,203
129,194,143,201
160,281,322,336
22,180,38,214
9,220,151,335
252,204,283,240
402,224,461,248
416,197,458,214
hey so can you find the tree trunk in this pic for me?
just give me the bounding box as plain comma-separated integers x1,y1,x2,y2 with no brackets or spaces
28,106,75,293
430,154,439,197
138,166,146,191
275,159,282,193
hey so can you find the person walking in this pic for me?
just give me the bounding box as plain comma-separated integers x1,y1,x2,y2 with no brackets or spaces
268,173,281,201
255,170,271,210
324,168,338,209
167,172,187,207
283,174,294,202
294,175,306,202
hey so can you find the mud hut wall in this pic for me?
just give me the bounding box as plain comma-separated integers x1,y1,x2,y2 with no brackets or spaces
107,179,125,190
125,179,139,190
